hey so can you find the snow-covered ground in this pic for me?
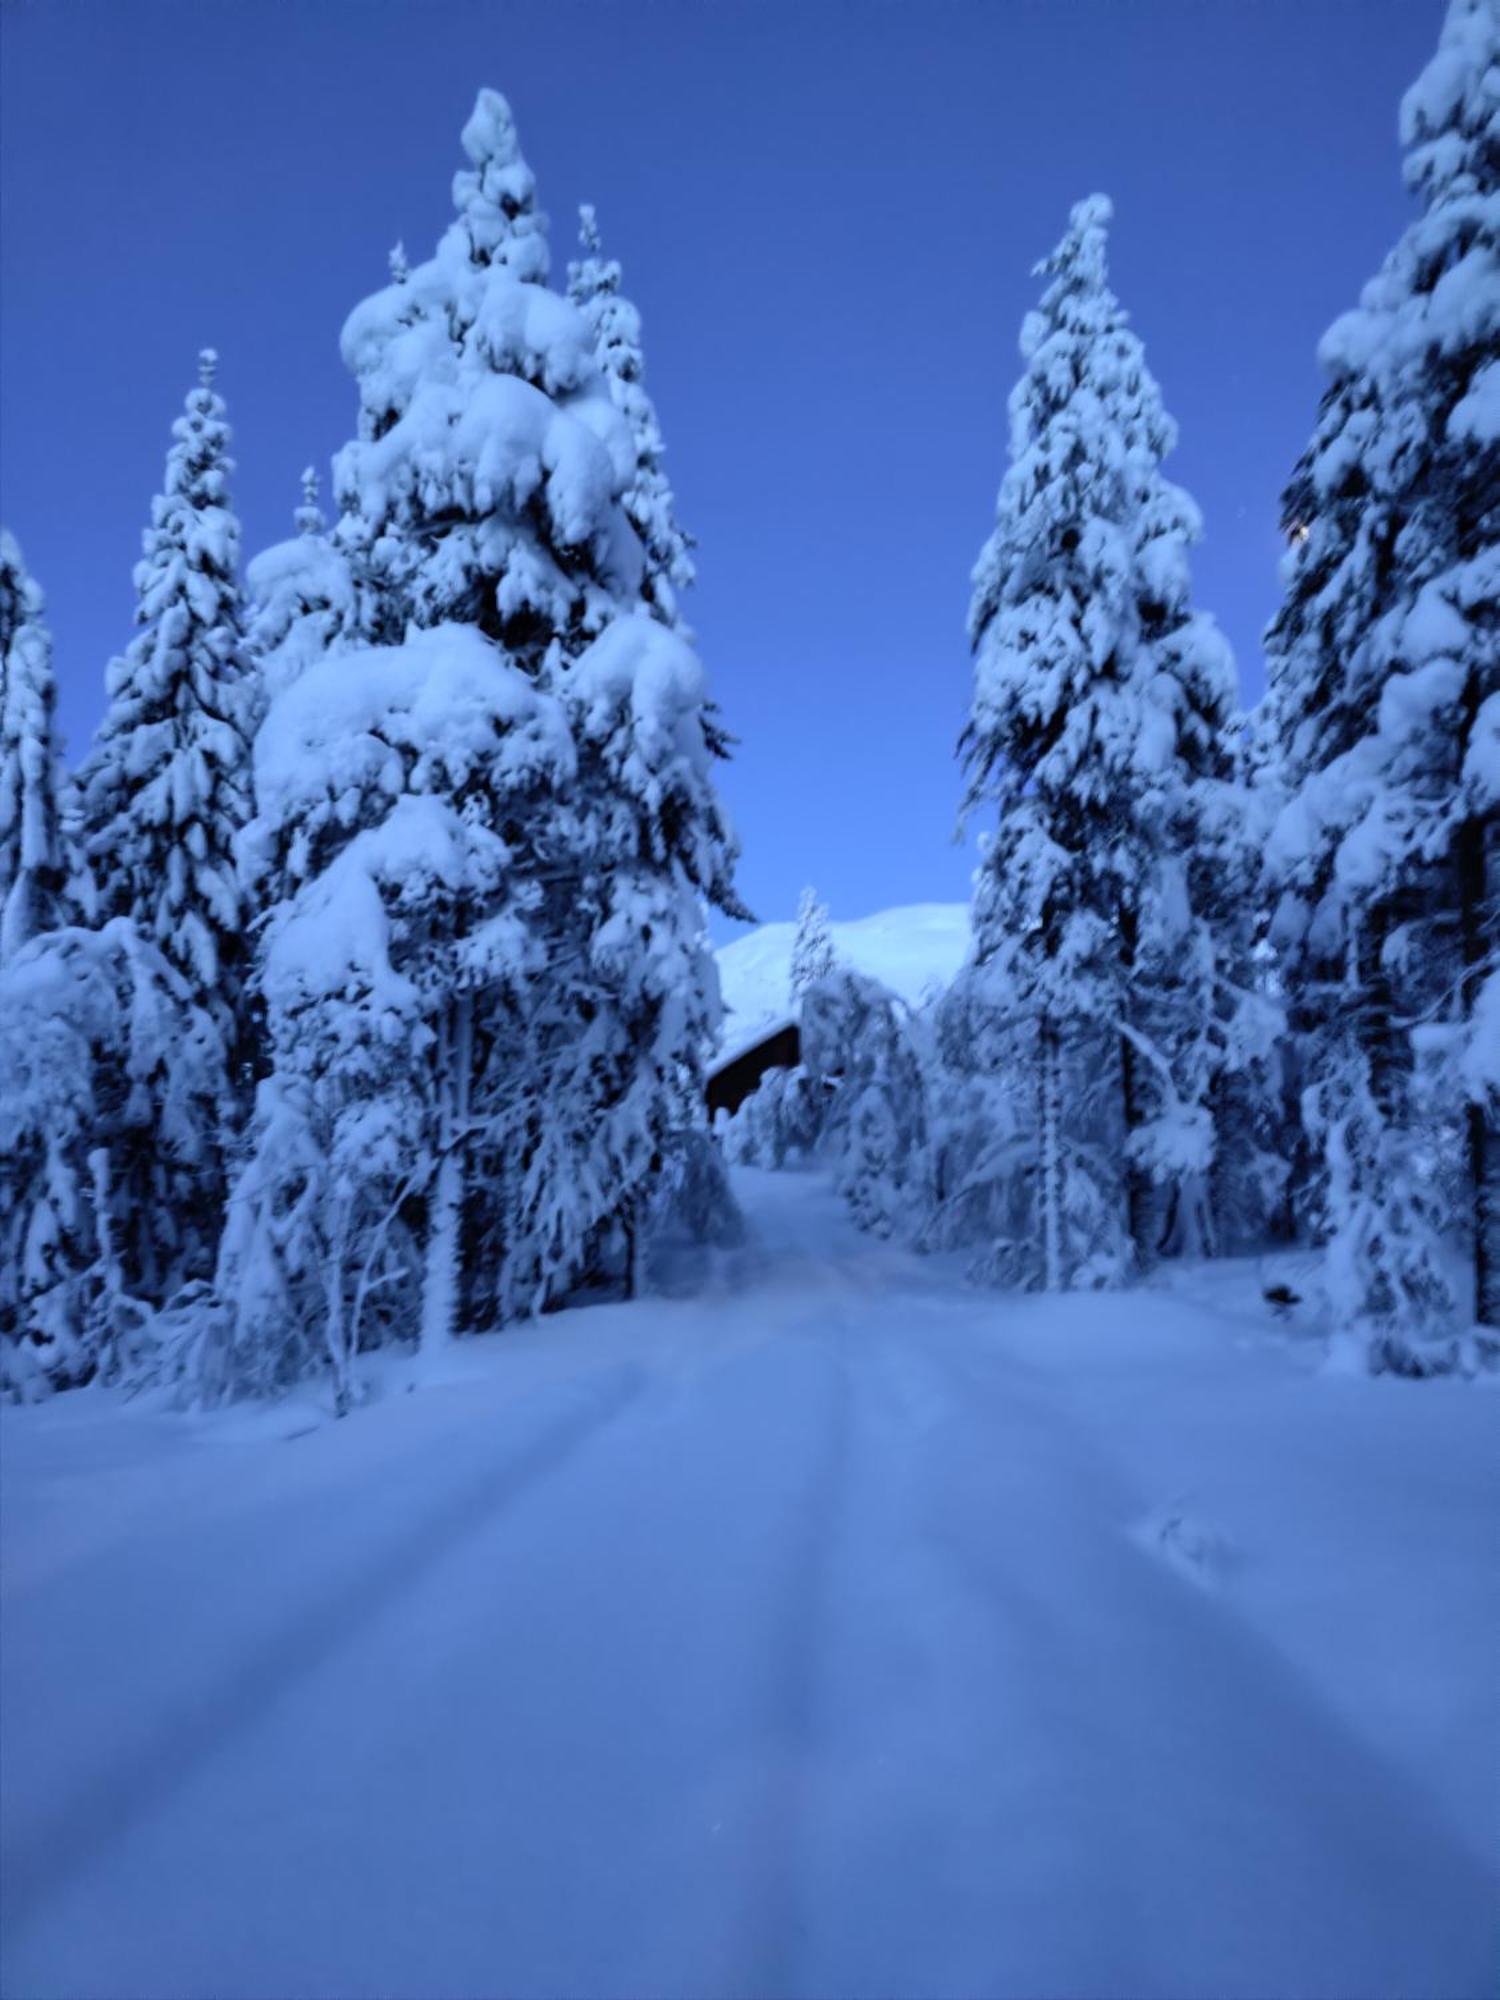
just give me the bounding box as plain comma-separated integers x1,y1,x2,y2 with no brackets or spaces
715,902,968,1060
3,1168,1496,2000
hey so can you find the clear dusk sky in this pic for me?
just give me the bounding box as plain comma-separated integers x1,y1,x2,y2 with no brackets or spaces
0,0,1441,934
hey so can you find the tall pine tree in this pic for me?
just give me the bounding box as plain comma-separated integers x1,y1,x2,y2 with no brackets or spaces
1264,0,1498,1360
222,88,741,1393
0,531,67,960
81,351,256,1080
960,195,1252,1285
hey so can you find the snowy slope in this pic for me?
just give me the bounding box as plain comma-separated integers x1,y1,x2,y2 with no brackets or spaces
2,1168,1496,2000
715,902,969,1061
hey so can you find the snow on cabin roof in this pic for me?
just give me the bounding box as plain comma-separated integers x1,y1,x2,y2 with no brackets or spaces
712,902,971,1067
706,1012,798,1078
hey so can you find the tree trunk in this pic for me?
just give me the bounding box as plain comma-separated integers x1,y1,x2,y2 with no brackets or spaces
88,1149,121,1301
1039,1012,1063,1291
420,996,472,1357
1470,1100,1499,1329
421,1147,462,1356
323,1194,353,1418
1115,903,1165,1269
1352,913,1400,1338
1358,912,1399,1127
1119,1030,1165,1268
622,1204,640,1302
1457,810,1500,1328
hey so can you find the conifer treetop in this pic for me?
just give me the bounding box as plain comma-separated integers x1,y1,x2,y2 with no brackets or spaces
1266,0,1498,859
791,886,837,995
1400,0,1498,205
1317,0,1496,394
246,467,356,709
963,191,1225,838
1033,193,1113,298
968,194,1191,666
448,86,549,282
568,204,634,370
335,91,638,657
158,350,237,528
567,200,696,623
82,357,253,1017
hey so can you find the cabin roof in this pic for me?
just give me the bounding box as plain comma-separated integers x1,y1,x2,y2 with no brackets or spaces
710,1012,798,1077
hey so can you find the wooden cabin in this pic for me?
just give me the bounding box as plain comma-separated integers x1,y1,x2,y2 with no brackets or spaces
706,1019,800,1119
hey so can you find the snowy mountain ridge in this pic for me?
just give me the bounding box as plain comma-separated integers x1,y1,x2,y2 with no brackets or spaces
714,902,970,1063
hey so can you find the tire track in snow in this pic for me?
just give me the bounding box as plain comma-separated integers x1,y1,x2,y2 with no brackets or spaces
723,1246,951,1997
730,1317,855,1997
4,1361,648,1937
703,1197,1496,1997
855,1309,1498,1999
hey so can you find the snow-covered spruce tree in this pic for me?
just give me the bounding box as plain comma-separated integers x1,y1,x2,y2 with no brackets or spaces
245,468,358,711
553,615,743,1304
920,965,1042,1280
790,885,837,997
722,963,933,1241
960,195,1254,1287
1203,709,1294,1255
802,969,931,1241
332,87,577,651
207,621,588,1401
221,89,740,1392
567,203,695,631
80,351,257,1086
0,919,224,1396
1264,0,1499,1361
0,531,68,960
639,1125,745,1293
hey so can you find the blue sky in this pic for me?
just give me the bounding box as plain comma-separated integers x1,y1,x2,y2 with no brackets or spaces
0,0,1439,933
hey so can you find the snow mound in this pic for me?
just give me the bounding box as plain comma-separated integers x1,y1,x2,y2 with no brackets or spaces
714,903,970,1062
1132,1497,1240,1590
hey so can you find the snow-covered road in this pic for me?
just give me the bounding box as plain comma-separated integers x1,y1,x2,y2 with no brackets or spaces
3,1171,1496,1999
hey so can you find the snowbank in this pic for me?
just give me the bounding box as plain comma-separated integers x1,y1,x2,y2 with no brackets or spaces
2,1168,1494,1999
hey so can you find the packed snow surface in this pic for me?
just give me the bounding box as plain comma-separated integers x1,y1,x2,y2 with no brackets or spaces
715,902,970,1060
3,1169,1496,2000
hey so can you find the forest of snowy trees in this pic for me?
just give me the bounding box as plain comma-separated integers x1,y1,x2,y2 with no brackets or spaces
729,0,1499,1375
0,91,743,1405
1,0,1496,1400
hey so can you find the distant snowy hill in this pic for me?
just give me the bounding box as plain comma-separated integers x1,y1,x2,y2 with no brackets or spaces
714,903,970,1061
